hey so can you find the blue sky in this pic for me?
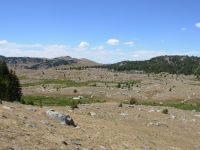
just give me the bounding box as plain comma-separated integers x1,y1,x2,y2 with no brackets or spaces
0,0,200,63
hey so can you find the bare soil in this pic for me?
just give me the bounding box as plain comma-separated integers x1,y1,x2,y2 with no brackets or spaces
1,101,200,150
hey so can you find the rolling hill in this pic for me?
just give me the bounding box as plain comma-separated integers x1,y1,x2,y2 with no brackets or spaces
0,55,99,69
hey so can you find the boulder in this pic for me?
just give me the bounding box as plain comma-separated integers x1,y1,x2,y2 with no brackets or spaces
46,109,76,127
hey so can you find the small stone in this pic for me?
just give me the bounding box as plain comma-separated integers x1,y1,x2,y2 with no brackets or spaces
170,115,176,119
148,109,155,113
155,122,168,128
147,122,154,127
62,141,68,145
71,139,81,146
138,108,143,111
128,105,134,108
88,112,96,116
120,113,128,116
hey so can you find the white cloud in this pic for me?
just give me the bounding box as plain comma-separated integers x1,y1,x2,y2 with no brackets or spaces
0,40,8,44
180,27,187,31
195,22,200,28
0,40,199,64
106,38,120,45
78,41,89,49
124,41,135,46
93,45,104,50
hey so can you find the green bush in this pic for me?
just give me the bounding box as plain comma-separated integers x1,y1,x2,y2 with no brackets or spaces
71,100,79,110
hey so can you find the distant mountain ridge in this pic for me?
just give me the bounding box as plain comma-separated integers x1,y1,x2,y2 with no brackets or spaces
105,55,200,75
0,55,99,69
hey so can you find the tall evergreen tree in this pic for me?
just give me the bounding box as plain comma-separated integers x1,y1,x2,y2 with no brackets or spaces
0,61,22,102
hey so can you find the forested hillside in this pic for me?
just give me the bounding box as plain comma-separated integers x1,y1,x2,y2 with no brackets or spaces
105,55,200,75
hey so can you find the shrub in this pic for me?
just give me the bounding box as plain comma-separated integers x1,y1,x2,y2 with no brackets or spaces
130,98,137,105
117,83,121,88
20,98,26,104
73,89,77,93
71,100,78,110
162,108,168,114
118,103,123,107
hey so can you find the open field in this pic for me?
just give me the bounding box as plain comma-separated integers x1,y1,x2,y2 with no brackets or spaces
16,68,200,104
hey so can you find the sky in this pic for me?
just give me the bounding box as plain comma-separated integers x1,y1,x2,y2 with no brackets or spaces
0,0,200,63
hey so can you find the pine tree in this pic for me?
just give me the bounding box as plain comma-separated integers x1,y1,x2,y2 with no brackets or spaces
0,61,22,102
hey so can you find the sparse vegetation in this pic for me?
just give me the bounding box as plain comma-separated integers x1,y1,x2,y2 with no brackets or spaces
137,100,200,112
130,98,137,105
21,95,104,106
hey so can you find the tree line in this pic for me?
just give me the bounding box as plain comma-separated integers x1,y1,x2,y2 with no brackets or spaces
104,55,200,76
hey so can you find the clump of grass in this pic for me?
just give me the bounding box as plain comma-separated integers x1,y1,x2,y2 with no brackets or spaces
162,108,168,114
21,95,103,106
26,100,34,105
130,98,137,105
39,99,43,108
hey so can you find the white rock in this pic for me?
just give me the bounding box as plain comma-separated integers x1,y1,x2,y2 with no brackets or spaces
170,115,176,119
148,109,155,113
46,109,76,127
73,96,84,100
156,109,162,113
3,106,12,111
88,112,96,116
138,108,143,111
120,113,128,116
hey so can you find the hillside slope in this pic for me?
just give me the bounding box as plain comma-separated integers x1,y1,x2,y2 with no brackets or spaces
105,55,200,75
0,102,200,150
0,55,99,69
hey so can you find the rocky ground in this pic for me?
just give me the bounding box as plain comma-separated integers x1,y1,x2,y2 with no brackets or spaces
1,101,200,150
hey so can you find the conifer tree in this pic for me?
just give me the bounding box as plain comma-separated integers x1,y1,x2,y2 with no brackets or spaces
0,61,22,102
